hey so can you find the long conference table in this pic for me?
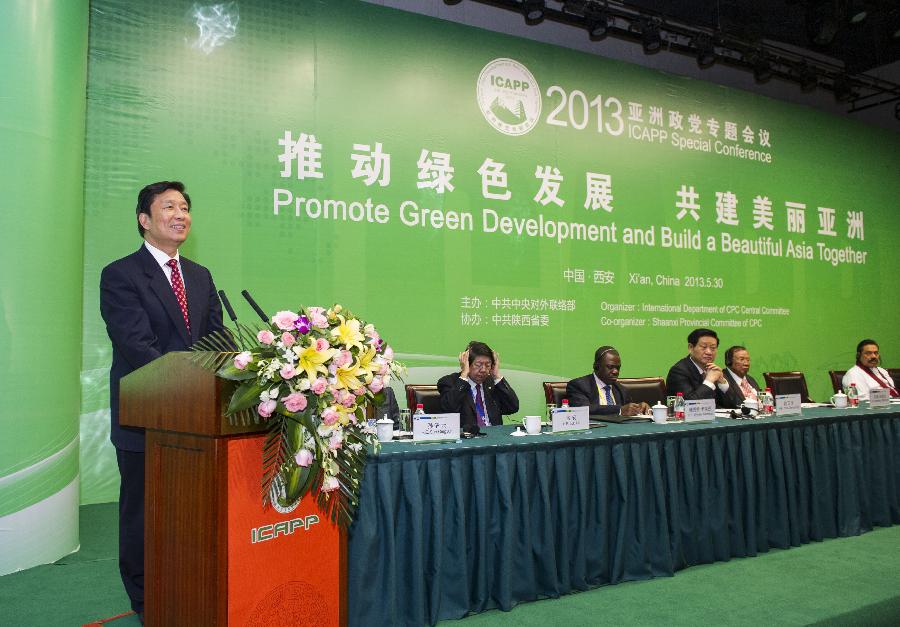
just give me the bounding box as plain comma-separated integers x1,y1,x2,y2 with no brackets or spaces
347,406,900,626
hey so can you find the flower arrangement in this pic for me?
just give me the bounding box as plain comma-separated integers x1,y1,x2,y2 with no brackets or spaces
193,304,404,527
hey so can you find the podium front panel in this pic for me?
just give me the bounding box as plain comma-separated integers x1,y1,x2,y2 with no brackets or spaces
226,435,345,626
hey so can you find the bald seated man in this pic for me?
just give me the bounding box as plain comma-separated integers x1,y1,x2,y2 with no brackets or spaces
566,345,650,416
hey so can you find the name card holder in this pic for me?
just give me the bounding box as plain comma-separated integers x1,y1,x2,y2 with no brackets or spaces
412,413,461,442
684,398,716,422
552,405,589,433
868,387,890,408
775,394,802,416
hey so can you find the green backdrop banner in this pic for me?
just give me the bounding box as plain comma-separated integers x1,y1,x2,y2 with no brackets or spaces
79,0,900,504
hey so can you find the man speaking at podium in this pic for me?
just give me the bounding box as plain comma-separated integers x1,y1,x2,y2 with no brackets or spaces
100,181,224,622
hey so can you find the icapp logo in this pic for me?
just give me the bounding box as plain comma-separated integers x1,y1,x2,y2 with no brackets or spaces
476,58,541,136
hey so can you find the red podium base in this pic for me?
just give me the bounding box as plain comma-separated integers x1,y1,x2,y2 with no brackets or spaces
226,436,345,625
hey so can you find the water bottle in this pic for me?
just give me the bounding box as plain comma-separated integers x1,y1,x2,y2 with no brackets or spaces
761,387,775,416
847,384,859,408
414,403,425,415
674,392,685,420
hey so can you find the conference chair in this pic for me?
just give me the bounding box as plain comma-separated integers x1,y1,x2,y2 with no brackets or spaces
888,368,900,385
405,384,443,414
542,381,568,406
763,371,814,403
828,370,846,394
618,377,667,406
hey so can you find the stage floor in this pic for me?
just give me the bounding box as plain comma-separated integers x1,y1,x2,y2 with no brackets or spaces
0,503,898,625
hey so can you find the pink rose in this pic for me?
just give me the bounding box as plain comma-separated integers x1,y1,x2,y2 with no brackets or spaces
283,392,307,413
279,364,297,380
378,362,390,376
322,407,339,425
334,350,352,368
314,337,330,352
311,377,327,395
307,307,328,329
272,310,299,331
257,399,276,418
281,332,296,348
383,345,394,360
294,448,314,467
257,330,275,345
233,351,252,370
342,395,356,408
328,432,343,451
321,476,339,492
354,387,367,396
368,377,384,393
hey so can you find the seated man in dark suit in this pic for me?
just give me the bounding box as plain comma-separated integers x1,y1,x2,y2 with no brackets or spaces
437,341,519,433
722,345,761,408
566,346,650,416
373,386,400,424
665,328,731,407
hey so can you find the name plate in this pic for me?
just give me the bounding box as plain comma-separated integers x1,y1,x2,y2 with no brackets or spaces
552,405,589,433
684,398,716,422
412,413,460,442
775,394,802,416
869,387,890,408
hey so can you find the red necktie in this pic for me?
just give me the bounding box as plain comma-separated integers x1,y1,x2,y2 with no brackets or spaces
740,378,757,401
475,384,488,426
166,259,190,332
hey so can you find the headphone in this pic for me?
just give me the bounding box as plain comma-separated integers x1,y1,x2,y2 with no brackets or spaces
729,404,760,420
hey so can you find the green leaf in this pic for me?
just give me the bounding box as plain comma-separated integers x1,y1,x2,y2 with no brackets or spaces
217,362,257,381
227,380,266,415
283,458,318,503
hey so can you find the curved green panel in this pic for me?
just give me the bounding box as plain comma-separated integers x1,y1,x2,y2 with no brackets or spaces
0,0,87,567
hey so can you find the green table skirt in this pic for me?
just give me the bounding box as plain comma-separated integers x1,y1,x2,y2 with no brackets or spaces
348,409,900,626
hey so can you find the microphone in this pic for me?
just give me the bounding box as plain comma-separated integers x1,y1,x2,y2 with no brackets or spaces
218,290,238,323
241,290,269,323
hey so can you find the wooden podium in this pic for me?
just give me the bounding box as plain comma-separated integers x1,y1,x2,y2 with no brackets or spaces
120,352,347,626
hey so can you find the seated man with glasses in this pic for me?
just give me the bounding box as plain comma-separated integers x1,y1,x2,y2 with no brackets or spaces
437,340,519,434
665,328,732,408
722,345,761,409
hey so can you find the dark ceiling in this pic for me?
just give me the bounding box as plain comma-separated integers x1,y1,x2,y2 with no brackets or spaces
454,0,900,111
622,0,900,73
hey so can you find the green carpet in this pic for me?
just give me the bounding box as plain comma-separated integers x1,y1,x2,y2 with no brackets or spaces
0,503,897,626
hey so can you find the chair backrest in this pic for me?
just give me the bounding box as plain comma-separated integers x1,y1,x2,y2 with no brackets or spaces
887,369,900,386
618,377,667,405
405,384,443,414
828,370,846,394
763,371,814,403
542,382,568,406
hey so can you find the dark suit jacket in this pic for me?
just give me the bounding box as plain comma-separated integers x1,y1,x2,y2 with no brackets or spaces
437,372,519,430
665,355,730,408
722,369,761,409
100,245,224,451
566,374,632,415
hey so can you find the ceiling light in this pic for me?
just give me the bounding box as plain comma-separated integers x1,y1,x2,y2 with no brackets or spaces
833,76,855,102
586,10,610,41
641,20,662,54
796,64,818,92
522,0,546,25
694,35,716,69
848,2,868,24
752,53,773,83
